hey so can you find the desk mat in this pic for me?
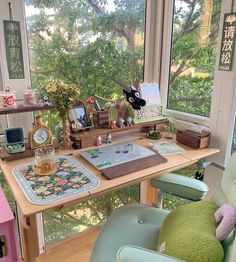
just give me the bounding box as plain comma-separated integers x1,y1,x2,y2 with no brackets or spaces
12,155,99,205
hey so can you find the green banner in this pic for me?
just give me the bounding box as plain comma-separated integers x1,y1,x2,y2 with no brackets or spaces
3,20,25,79
219,13,236,71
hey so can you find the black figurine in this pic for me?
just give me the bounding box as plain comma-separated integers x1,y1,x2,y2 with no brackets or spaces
123,86,146,110
194,171,204,181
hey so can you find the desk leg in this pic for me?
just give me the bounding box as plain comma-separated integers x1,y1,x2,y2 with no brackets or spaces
18,209,40,262
140,180,158,206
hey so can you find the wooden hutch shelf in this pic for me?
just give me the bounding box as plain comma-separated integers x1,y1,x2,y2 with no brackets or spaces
71,119,168,139
0,104,56,115
70,118,168,148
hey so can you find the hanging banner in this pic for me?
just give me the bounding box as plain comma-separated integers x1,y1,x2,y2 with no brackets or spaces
3,20,25,79
219,13,236,71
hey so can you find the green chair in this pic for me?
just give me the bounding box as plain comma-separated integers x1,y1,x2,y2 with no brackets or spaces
90,153,236,262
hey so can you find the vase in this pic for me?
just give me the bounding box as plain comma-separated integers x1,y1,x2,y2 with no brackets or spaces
59,112,71,149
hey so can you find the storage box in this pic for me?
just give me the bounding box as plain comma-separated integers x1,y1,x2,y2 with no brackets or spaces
176,130,211,149
4,128,25,154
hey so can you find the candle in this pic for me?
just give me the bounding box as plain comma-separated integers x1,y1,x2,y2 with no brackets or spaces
23,86,38,106
0,87,17,108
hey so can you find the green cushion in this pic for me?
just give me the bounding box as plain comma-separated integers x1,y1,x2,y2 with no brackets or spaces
157,201,224,262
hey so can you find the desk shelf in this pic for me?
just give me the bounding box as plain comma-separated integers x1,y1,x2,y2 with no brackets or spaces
0,104,56,115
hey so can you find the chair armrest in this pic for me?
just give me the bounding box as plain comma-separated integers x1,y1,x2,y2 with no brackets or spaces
117,245,184,262
150,173,209,201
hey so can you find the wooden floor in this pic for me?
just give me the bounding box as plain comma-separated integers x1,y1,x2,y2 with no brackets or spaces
36,226,100,262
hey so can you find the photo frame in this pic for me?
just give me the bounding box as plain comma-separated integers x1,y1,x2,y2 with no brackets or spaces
69,101,92,132
133,83,164,124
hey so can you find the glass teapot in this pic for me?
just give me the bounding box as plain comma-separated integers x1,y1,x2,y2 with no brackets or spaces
33,147,57,176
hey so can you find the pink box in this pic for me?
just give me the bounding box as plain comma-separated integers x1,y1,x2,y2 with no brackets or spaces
0,187,20,262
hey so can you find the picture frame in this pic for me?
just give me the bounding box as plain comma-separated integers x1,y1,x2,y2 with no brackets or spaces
69,101,92,132
132,83,164,124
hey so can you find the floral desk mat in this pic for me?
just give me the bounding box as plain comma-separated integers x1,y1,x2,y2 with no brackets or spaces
12,155,100,205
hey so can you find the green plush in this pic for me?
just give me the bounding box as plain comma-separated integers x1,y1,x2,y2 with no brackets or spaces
157,201,224,262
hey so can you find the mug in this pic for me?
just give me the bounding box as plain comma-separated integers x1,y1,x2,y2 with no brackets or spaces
33,147,57,176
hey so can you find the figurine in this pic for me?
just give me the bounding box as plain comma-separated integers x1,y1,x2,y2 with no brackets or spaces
194,171,204,181
110,120,117,129
146,127,161,140
106,133,112,143
118,117,125,128
43,95,49,106
96,136,103,146
126,116,133,126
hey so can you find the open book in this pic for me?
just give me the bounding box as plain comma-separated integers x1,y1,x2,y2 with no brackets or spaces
149,141,185,155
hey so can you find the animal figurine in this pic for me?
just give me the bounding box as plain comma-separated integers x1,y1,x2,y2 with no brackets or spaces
106,133,112,143
194,171,204,181
96,136,103,146
126,116,133,126
110,120,117,129
123,86,146,110
118,117,125,128
215,204,236,241
43,95,49,106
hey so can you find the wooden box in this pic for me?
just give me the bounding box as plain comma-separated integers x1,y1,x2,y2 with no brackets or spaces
176,130,211,149
93,111,109,128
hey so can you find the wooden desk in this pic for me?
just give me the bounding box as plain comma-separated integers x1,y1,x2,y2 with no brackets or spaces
0,131,219,262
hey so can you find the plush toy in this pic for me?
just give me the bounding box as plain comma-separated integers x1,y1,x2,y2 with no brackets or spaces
123,86,146,110
214,204,236,241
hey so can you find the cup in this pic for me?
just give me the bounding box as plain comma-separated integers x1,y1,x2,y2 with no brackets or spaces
33,147,57,176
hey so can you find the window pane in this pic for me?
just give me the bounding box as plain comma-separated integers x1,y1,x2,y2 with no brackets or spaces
24,0,145,246
168,0,222,117
43,185,139,246
232,119,236,153
24,0,146,103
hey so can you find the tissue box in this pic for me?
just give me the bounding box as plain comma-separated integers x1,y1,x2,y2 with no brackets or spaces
176,130,211,149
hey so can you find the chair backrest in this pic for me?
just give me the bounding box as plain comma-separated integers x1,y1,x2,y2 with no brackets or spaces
213,153,236,262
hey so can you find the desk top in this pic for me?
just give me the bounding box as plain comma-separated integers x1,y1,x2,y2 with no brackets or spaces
0,131,219,216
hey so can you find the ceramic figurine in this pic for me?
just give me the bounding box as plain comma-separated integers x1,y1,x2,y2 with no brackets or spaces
43,95,49,106
106,133,112,143
96,136,103,146
146,127,161,140
126,116,133,126
110,120,117,129
118,117,125,128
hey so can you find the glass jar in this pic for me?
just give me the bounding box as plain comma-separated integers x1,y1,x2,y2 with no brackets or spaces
33,147,57,176
23,86,39,106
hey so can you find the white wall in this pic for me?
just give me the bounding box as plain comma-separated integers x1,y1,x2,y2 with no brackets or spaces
0,0,32,134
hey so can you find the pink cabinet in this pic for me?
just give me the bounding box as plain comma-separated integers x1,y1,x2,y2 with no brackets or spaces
0,187,20,262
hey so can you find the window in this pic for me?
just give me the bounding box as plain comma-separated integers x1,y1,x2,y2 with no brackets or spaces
24,0,146,246
167,0,222,117
24,0,146,104
231,118,236,153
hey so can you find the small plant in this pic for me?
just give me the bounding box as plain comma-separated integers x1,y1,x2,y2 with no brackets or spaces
46,79,80,148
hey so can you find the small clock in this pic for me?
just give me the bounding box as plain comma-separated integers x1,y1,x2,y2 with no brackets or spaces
28,116,53,149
